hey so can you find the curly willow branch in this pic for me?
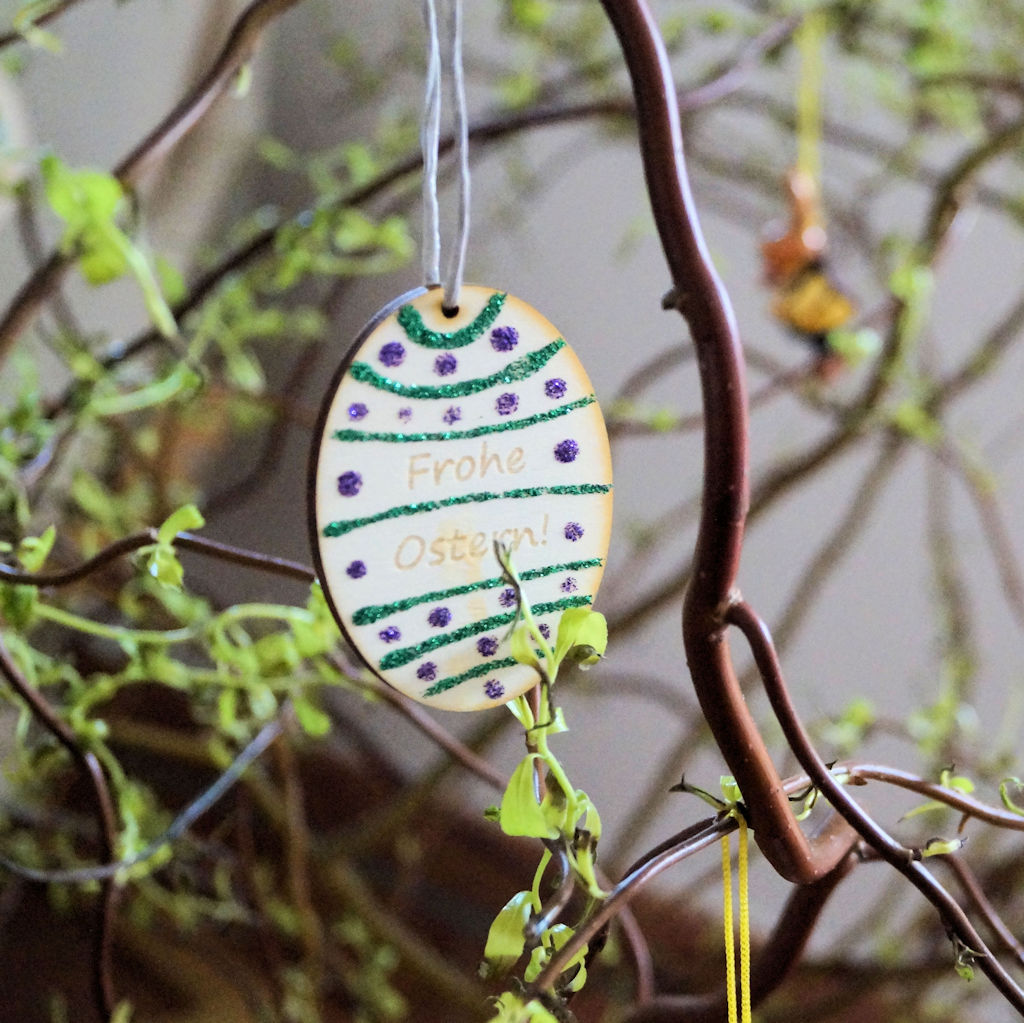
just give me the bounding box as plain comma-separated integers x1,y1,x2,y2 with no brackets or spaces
597,0,854,885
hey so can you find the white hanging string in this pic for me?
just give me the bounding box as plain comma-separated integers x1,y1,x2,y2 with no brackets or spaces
421,0,470,312
420,0,442,287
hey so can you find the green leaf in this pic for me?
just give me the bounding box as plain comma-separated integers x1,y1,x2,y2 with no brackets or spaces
921,836,964,857
890,400,942,444
509,622,540,670
954,958,975,982
17,525,55,573
13,2,64,52
157,504,205,546
953,937,981,983
524,923,587,986
155,256,186,304
109,1000,134,1023
577,791,602,842
547,705,568,735
720,775,743,806
41,154,178,336
41,155,121,224
147,546,184,588
506,695,535,731
293,695,331,737
999,777,1024,816
217,689,243,739
938,768,974,794
497,70,542,110
504,0,554,30
247,682,277,720
826,326,881,365
41,155,125,282
499,754,556,839
902,800,946,821
481,890,533,976
487,992,559,1023
553,607,607,669
1,583,37,628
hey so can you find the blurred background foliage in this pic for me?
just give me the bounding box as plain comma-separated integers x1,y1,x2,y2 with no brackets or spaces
1,0,1024,1021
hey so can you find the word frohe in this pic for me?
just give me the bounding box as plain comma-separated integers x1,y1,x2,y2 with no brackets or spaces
407,441,525,490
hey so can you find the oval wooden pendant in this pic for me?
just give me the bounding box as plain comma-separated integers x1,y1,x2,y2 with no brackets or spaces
308,285,613,711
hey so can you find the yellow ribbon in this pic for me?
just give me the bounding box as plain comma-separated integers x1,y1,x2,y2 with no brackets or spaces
722,816,752,1023
795,9,826,191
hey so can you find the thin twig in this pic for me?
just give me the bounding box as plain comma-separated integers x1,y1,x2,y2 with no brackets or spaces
933,439,1024,633
771,434,904,652
0,529,315,587
527,817,733,995
0,0,89,49
358,674,506,790
940,856,1024,969
841,764,1024,833
0,717,284,883
0,634,120,1016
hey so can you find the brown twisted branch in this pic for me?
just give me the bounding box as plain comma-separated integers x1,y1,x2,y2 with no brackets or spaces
597,0,855,884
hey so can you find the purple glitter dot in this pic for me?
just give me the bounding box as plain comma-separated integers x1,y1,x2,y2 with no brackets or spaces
484,679,506,700
348,402,368,420
564,522,584,542
477,635,499,657
379,341,405,367
490,325,519,352
545,378,567,399
498,587,518,608
398,407,412,422
561,576,578,593
495,392,519,416
346,560,367,579
379,625,401,643
434,352,457,376
554,438,579,463
443,405,462,426
538,623,551,639
337,471,363,497
427,606,452,628
417,661,438,682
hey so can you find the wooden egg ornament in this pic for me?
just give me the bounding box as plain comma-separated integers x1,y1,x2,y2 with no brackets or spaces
308,285,613,711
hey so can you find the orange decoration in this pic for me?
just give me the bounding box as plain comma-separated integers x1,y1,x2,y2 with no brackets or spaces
760,168,826,286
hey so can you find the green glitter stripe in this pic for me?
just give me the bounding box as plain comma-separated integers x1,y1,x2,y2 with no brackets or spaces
323,483,611,538
333,395,596,444
352,559,604,625
379,595,592,671
397,292,506,349
421,658,517,697
349,339,565,400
